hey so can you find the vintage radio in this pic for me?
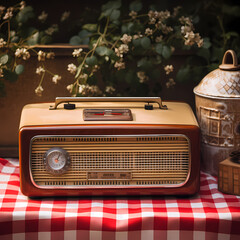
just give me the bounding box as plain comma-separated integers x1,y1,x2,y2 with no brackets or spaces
19,97,200,197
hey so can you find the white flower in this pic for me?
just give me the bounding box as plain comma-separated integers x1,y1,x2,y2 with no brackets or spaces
67,84,74,93
15,48,22,58
166,78,176,88
0,68,3,78
20,1,26,10
36,66,45,75
52,75,61,84
72,48,83,57
114,61,125,70
129,11,137,19
155,36,163,43
61,11,70,22
0,6,6,16
15,48,30,60
46,52,55,59
0,38,7,48
67,63,77,74
35,85,44,96
137,71,149,83
37,50,46,61
38,11,48,22
164,65,174,75
105,86,115,94
80,73,88,80
145,28,153,36
179,16,192,26
78,84,86,94
3,8,13,20
173,6,181,17
120,34,132,44
45,24,58,35
115,44,129,57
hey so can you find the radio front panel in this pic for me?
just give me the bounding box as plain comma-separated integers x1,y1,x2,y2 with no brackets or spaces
19,124,200,196
30,135,190,188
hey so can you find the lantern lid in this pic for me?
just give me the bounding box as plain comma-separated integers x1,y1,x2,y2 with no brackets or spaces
194,50,240,98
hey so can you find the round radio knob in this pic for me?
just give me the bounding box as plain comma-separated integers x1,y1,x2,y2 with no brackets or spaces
43,147,71,175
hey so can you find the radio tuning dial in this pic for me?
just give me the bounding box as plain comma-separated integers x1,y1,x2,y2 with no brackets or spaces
43,147,71,175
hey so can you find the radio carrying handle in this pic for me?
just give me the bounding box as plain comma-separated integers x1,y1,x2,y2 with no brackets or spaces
49,97,168,110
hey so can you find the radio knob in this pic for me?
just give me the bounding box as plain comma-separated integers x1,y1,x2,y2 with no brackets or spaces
43,147,71,175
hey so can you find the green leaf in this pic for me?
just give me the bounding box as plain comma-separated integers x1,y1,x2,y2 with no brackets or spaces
132,38,141,47
162,45,171,59
82,24,98,32
96,46,113,56
225,31,239,40
102,0,121,12
3,69,18,82
137,58,152,70
40,35,52,45
197,48,210,63
15,64,24,75
86,56,98,66
16,6,34,23
202,37,211,49
121,25,128,34
110,9,120,21
78,30,90,45
27,31,39,45
127,22,135,34
176,66,191,82
141,37,151,49
69,36,82,45
0,54,9,65
155,43,163,54
129,1,143,12
222,4,240,17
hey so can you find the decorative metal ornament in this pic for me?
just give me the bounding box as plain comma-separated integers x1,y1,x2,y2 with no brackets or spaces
194,50,240,175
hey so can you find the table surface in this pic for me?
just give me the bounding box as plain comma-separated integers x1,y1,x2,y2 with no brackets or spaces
0,158,240,240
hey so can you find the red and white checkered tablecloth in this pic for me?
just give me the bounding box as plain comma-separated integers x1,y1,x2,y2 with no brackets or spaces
0,158,240,240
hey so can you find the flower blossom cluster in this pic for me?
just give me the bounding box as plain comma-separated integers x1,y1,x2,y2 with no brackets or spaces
129,11,137,19
72,48,83,57
36,66,45,75
148,10,173,34
45,24,58,36
61,11,70,22
166,78,176,88
38,11,48,23
67,63,77,74
35,85,43,96
2,7,13,20
105,86,116,94
115,44,129,58
179,16,203,47
15,48,30,60
137,71,149,83
52,75,61,84
164,65,174,75
0,38,7,48
120,34,132,44
0,68,3,78
38,11,48,22
114,60,125,70
37,51,55,61
0,6,6,18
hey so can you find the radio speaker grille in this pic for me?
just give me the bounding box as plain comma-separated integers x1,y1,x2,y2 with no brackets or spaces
30,135,190,187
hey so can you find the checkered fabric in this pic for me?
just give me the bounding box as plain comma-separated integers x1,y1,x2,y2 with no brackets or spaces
0,158,240,240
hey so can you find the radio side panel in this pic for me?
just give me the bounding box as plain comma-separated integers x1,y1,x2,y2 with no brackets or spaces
19,124,200,197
